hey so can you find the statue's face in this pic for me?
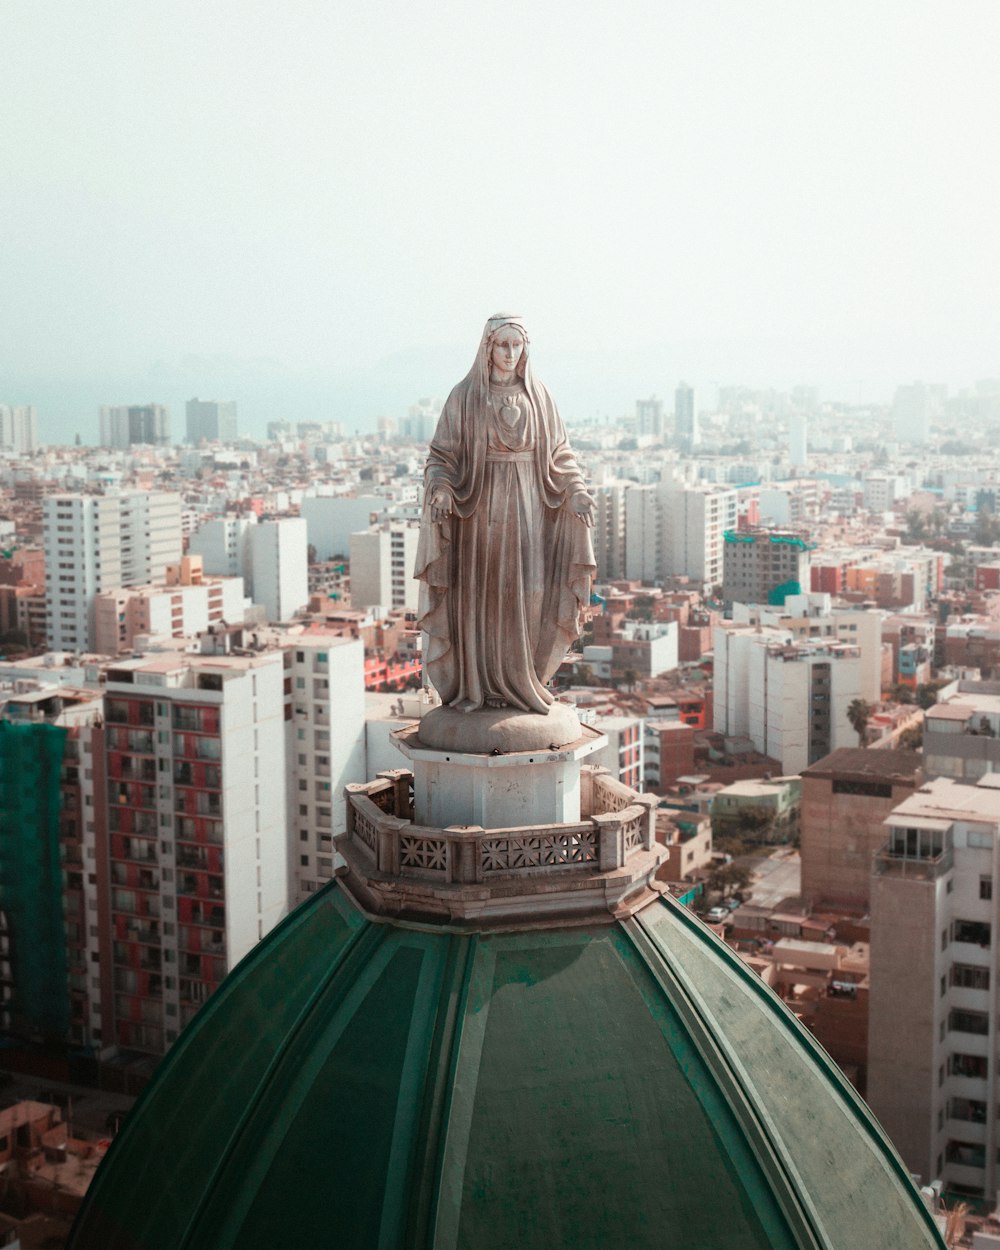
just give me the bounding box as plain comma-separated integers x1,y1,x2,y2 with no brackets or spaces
491,328,525,375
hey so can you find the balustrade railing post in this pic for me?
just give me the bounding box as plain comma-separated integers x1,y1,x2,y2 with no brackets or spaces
635,794,657,851
345,785,366,838
443,827,481,883
592,813,624,871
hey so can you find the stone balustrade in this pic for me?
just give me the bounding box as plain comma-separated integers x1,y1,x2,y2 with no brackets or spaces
344,764,656,888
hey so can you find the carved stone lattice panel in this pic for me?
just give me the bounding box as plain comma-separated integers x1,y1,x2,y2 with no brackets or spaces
353,812,378,857
480,830,598,874
592,776,638,814
399,835,448,873
623,818,643,852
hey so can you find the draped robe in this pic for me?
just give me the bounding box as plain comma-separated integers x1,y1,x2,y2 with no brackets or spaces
414,368,595,714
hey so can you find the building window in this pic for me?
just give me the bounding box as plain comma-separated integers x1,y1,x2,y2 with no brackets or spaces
950,1010,990,1036
952,920,991,947
951,964,990,991
981,876,993,901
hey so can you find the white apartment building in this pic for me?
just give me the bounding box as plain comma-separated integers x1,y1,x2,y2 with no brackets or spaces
99,646,289,1054
624,486,661,582
661,483,736,587
188,515,308,622
44,492,183,652
732,595,882,705
187,515,255,581
714,622,863,774
788,413,807,467
284,635,366,903
251,519,308,622
593,484,627,582
299,494,385,561
349,521,421,612
868,776,1000,1197
0,404,38,454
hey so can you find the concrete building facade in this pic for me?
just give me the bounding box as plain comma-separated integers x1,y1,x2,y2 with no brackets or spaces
800,748,923,912
185,398,237,444
0,404,38,453
868,776,1000,1196
349,521,420,612
722,528,812,608
44,492,183,652
99,404,170,449
99,648,288,1054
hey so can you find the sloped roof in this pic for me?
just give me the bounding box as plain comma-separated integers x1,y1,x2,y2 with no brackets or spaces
69,884,943,1250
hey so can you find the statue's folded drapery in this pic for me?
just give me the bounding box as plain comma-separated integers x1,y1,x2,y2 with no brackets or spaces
414,317,595,714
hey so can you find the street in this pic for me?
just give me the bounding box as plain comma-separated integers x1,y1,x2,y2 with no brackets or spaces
738,848,802,911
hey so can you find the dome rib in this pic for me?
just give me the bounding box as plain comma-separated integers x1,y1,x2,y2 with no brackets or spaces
629,894,945,1250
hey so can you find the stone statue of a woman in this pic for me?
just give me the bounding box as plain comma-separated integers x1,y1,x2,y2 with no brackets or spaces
414,313,596,719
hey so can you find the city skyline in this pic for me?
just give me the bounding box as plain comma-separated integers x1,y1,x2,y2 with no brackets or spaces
3,2,999,443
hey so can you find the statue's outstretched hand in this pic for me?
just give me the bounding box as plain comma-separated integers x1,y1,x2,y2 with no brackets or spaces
430,487,454,523
569,491,596,528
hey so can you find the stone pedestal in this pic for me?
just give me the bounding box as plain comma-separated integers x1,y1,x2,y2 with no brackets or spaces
392,717,606,829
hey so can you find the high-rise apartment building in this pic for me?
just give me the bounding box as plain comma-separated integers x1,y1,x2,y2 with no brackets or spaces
99,648,288,1053
660,482,736,587
623,485,661,582
593,484,627,581
623,482,736,588
285,635,366,903
722,528,812,608
0,404,38,454
44,492,183,652
635,396,663,440
868,776,1000,1196
99,404,170,449
788,413,808,467
674,383,698,447
188,516,308,623
185,398,238,444
250,519,308,622
349,521,421,612
714,623,864,774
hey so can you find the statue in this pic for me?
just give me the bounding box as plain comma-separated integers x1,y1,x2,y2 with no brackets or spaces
414,313,596,717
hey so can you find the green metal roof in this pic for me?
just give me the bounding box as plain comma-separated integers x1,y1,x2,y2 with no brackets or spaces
69,885,944,1250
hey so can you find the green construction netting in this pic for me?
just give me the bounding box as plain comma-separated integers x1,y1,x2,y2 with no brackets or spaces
0,720,70,1039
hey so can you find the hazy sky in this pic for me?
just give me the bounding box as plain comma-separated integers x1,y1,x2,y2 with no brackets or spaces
3,1,999,440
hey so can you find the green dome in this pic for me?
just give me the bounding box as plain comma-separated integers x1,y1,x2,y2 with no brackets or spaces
69,882,943,1250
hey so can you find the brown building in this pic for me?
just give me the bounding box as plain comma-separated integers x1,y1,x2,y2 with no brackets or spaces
800,748,923,912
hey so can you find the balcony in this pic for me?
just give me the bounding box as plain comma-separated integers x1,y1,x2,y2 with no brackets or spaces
872,842,953,881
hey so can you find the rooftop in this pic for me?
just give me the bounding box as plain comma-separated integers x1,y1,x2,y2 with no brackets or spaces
887,776,1000,824
801,748,923,782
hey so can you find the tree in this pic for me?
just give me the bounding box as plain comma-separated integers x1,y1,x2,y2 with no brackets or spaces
916,678,950,710
708,863,753,899
576,662,594,687
622,667,639,693
846,698,874,747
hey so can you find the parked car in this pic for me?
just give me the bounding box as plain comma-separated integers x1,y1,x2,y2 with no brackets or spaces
704,906,730,924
